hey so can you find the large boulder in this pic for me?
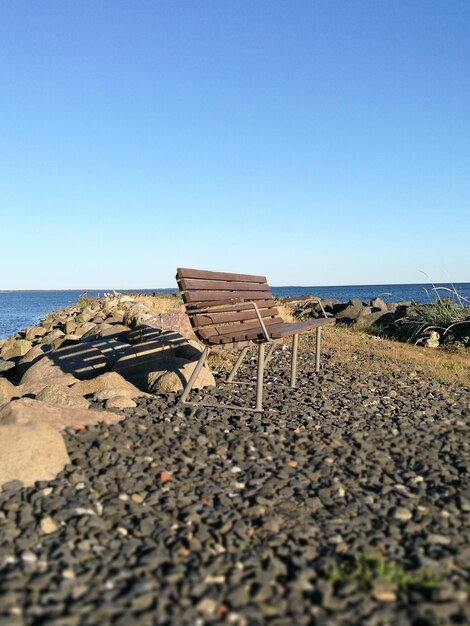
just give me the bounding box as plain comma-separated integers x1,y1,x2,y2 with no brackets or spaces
0,398,126,431
93,388,140,401
74,321,97,337
24,325,47,341
0,422,70,489
16,344,53,379
81,323,130,342
123,304,151,329
18,374,79,398
0,358,15,375
1,339,33,361
20,343,107,385
146,357,215,394
355,311,395,331
111,331,188,387
71,371,143,397
0,378,19,403
64,319,78,335
40,329,65,346
82,338,130,368
105,396,137,409
143,312,193,338
370,297,387,311
105,309,126,323
35,384,90,409
334,299,367,324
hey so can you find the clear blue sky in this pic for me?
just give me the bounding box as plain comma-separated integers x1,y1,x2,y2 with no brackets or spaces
1,1,469,289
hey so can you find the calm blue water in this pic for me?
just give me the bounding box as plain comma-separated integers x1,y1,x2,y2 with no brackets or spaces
1,283,469,340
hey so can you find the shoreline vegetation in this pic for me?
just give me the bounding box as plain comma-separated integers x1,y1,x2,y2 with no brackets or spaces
0,293,469,625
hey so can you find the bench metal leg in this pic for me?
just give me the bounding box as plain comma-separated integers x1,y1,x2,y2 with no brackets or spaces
227,346,249,382
255,342,265,412
315,327,322,372
290,333,298,388
180,346,210,403
264,343,276,367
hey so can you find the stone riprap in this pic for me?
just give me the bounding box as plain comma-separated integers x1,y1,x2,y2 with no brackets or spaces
0,295,213,488
0,337,468,626
290,297,470,347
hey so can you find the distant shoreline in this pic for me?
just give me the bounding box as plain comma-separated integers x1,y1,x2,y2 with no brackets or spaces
1,281,469,293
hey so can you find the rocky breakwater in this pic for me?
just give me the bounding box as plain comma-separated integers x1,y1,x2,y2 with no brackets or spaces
291,297,470,347
0,295,214,489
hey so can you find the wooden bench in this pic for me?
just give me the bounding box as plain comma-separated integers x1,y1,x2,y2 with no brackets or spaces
176,267,335,412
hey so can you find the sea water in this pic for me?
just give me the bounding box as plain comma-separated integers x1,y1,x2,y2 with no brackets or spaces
1,283,469,340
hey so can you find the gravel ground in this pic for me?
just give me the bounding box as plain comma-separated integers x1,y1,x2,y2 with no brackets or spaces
1,339,469,626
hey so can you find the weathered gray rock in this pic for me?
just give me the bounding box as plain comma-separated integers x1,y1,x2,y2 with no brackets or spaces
334,299,367,323
80,323,130,342
24,325,47,341
146,357,215,393
111,331,188,387
40,329,65,346
35,384,90,409
143,312,193,338
74,321,97,337
105,396,137,409
18,374,79,398
105,309,126,323
123,304,151,329
64,320,78,334
355,311,395,330
93,387,141,401
0,422,70,489
0,378,19,403
1,338,33,361
369,297,387,310
16,344,53,379
0,358,15,375
80,338,130,368
71,372,143,397
0,398,126,431
75,311,94,324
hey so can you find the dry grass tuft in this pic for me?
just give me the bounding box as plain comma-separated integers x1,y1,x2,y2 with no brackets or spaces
135,293,183,315
315,326,470,388
276,303,296,323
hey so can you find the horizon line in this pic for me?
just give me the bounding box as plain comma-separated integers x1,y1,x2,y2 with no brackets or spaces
1,280,469,293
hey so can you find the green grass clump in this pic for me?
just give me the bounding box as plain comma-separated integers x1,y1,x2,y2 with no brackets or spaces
328,555,440,591
394,280,470,345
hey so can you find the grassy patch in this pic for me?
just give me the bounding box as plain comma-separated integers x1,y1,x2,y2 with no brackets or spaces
328,554,440,591
135,293,182,314
315,325,470,387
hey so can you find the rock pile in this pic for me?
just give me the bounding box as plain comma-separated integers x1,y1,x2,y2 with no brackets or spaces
0,295,214,489
291,297,470,346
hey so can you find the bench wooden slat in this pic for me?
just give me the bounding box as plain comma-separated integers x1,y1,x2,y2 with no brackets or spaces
199,316,284,339
192,307,280,328
183,290,273,304
179,278,270,292
186,299,278,314
178,268,266,283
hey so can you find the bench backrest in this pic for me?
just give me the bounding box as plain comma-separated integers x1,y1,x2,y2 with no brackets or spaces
176,268,283,344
